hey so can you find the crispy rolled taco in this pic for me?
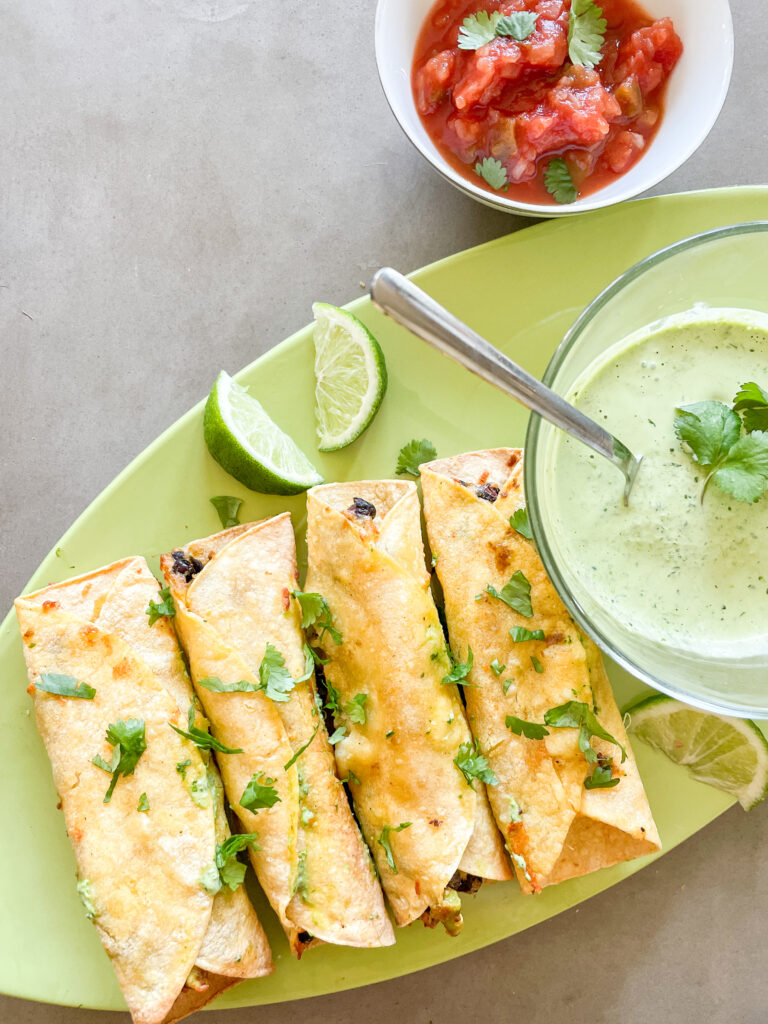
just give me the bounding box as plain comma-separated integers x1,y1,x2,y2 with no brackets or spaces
160,514,394,955
305,481,512,934
420,449,661,893
15,557,271,1024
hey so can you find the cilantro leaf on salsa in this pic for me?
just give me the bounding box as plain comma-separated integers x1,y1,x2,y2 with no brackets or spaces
240,772,281,811
146,586,175,626
209,494,243,528
396,438,437,476
92,718,147,804
510,626,545,643
377,822,412,873
170,702,244,754
475,156,509,191
509,507,533,539
496,11,538,40
442,646,474,685
35,672,95,700
454,738,498,788
486,570,533,617
505,715,550,740
733,382,768,433
544,158,577,204
457,10,500,49
568,0,607,68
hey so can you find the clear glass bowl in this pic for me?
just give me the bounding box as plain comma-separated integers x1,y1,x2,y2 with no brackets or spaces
526,222,768,718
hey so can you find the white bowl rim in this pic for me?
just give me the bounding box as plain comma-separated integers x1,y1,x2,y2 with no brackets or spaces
374,0,735,217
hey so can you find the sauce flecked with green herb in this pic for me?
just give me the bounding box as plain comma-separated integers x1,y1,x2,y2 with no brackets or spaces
549,311,768,656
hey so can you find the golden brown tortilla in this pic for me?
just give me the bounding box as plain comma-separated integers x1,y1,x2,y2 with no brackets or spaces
420,449,661,893
161,514,394,954
305,481,511,933
15,559,271,1024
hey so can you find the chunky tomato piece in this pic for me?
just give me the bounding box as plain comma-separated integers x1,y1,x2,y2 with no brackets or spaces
411,0,682,204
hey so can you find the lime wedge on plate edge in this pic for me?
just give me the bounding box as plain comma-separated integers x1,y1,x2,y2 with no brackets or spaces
312,302,387,451
204,371,323,495
625,694,768,810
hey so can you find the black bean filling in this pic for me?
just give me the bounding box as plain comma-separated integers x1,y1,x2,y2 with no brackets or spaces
475,483,500,503
171,549,204,581
348,497,376,519
448,870,482,894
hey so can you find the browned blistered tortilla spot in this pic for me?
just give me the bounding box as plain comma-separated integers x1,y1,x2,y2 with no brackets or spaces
79,624,100,646
477,469,489,485
22,629,34,641
281,587,290,611
42,600,59,612
489,542,512,574
428,819,442,827
547,632,565,645
507,452,520,469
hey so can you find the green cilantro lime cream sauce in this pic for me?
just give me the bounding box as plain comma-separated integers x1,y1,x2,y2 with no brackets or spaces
548,310,768,656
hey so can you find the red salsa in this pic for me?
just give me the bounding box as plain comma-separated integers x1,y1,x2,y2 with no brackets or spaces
412,0,683,204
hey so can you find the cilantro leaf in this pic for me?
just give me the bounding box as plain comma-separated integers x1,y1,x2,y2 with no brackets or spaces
543,700,626,788
239,772,280,812
176,759,191,778
510,626,545,643
92,718,147,803
733,382,768,433
457,10,500,49
505,715,550,740
343,692,368,724
258,642,313,702
490,658,505,676
377,822,412,873
509,508,533,540
711,431,768,502
137,792,150,813
674,401,741,467
568,0,606,67
396,438,438,476
474,157,509,191
486,570,533,617
323,677,342,715
584,763,619,789
198,675,258,693
170,702,244,754
496,11,538,40
292,590,342,645
454,738,498,788
328,725,347,745
210,495,243,528
544,158,577,204
530,655,545,674
146,586,175,626
442,646,473,684
283,722,320,770
216,833,260,890
35,672,95,700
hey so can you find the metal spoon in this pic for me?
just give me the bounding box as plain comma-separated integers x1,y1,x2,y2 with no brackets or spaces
369,267,642,505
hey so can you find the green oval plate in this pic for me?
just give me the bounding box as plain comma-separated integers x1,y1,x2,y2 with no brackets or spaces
1,186,765,1013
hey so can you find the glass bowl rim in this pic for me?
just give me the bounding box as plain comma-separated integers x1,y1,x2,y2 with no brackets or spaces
524,220,768,719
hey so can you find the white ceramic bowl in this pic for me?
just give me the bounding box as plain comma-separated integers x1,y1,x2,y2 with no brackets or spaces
375,0,734,217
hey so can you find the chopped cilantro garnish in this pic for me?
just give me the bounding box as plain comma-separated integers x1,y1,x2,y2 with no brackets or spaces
240,771,280,812
396,438,438,476
215,833,260,890
510,626,545,643
377,822,412,873
169,703,243,754
530,655,544,673
35,672,95,700
198,675,258,693
544,158,577,204
92,718,147,803
328,725,347,745
543,700,626,789
505,715,549,740
292,590,343,645
454,738,498,788
442,646,473,684
283,722,320,770
490,658,505,676
568,0,606,67
502,678,514,695
176,759,191,778
343,692,368,724
509,507,533,539
137,792,150,813
146,586,175,626
584,763,619,789
475,157,508,191
486,570,533,617
209,494,243,528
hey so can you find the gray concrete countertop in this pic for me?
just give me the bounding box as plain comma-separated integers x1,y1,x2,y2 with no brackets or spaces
2,1,766,1021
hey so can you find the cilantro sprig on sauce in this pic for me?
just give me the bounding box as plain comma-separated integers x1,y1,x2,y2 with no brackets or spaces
545,158,577,204
675,383,768,503
458,10,538,50
568,0,607,68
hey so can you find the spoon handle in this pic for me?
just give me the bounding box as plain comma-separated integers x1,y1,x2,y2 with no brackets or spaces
370,266,624,468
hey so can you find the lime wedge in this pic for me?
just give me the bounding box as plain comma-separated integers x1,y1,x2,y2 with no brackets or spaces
625,694,768,810
204,371,323,495
312,302,387,451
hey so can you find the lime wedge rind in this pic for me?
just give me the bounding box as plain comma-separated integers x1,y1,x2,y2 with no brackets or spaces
625,693,768,810
312,302,387,451
204,371,323,495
